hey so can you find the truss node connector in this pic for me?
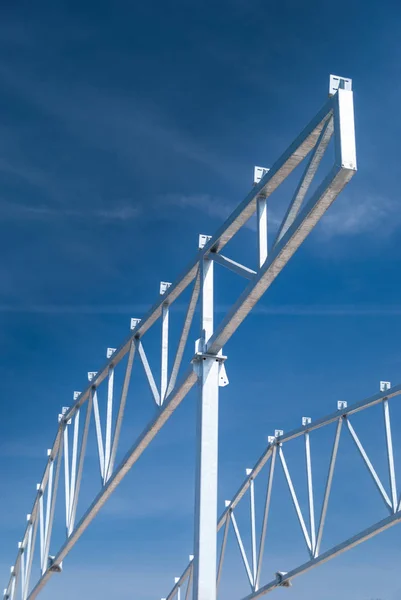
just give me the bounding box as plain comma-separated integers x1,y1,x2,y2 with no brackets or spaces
61,406,72,425
48,556,62,573
329,74,352,97
380,381,391,392
189,554,194,561
253,166,270,185
302,416,312,427
198,234,212,250
192,351,227,363
130,317,141,331
275,571,292,588
174,577,180,584
268,435,276,445
337,400,348,410
274,429,284,438
73,391,81,401
106,347,116,359
246,468,253,476
160,281,172,295
88,371,98,382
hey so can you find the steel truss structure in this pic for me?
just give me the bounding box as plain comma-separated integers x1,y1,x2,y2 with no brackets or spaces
163,381,401,600
3,76,357,600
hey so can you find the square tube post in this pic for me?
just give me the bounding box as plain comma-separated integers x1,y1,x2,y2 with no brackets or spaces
193,256,220,600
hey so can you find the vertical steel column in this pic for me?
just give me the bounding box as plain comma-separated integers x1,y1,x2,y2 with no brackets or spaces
193,256,220,600
257,196,268,268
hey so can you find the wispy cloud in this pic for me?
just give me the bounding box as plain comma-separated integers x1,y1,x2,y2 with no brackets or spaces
0,200,141,221
319,192,401,237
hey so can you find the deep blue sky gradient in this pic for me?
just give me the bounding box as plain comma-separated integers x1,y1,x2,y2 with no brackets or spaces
2,1,401,599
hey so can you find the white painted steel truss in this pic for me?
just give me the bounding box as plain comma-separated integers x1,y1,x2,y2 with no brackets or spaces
3,77,356,600
162,381,401,600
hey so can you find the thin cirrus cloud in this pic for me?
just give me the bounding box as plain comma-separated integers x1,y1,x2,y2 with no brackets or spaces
0,200,141,221
164,190,401,238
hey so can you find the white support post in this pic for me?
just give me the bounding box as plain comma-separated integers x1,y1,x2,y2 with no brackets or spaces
62,424,70,534
257,197,268,268
193,256,220,600
161,303,169,404
68,409,80,528
382,399,397,512
255,444,276,590
104,365,114,484
92,388,105,482
246,471,257,586
42,455,54,574
303,421,316,552
68,392,93,535
315,418,342,557
42,445,63,574
38,488,44,570
107,340,136,480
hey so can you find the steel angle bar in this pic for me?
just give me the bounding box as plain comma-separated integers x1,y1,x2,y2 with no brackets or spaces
239,510,401,600
63,425,70,531
314,418,342,557
210,253,256,280
23,518,39,600
304,431,316,552
68,391,93,535
230,511,254,588
107,340,136,480
27,367,197,600
383,399,397,512
104,366,114,483
167,271,200,397
161,303,169,403
42,443,63,575
278,446,312,554
249,479,257,585
346,418,392,511
136,340,160,406
257,196,268,267
92,390,105,481
255,445,276,590
68,410,80,527
274,116,334,247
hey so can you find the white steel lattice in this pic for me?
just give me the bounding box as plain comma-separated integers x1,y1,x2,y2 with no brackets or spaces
3,76,356,600
162,382,401,600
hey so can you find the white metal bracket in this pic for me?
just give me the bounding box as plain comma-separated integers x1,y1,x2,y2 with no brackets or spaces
253,166,270,185
160,282,172,295
380,381,391,392
106,348,116,359
199,234,212,250
337,401,348,410
130,318,141,330
329,74,352,97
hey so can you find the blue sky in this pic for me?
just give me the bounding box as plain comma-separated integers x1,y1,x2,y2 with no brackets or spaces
2,1,401,599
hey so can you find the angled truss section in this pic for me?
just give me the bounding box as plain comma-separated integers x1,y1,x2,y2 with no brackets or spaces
3,77,356,600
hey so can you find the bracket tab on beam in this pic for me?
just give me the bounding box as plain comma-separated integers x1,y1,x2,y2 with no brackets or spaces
329,74,352,96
